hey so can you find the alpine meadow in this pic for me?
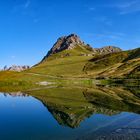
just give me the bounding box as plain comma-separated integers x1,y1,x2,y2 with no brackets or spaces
0,0,140,140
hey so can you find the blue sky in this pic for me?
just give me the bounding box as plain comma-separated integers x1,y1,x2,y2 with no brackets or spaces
0,0,140,68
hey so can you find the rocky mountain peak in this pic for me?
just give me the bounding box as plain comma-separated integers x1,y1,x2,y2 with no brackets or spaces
41,34,122,62
46,34,85,57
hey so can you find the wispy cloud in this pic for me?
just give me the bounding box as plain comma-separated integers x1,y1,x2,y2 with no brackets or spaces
95,32,126,40
12,0,31,13
106,0,140,15
118,1,140,14
116,1,138,9
24,0,31,9
83,32,126,41
83,32,140,50
93,16,112,26
12,0,39,23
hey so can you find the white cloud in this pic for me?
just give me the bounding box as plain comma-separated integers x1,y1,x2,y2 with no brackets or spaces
106,0,140,15
116,1,138,9
93,16,112,26
12,0,31,13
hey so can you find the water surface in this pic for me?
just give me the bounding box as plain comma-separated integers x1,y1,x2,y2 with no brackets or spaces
0,86,140,140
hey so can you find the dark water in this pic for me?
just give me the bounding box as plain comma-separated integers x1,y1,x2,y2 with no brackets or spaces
0,86,140,140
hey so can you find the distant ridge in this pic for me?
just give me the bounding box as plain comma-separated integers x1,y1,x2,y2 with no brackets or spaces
2,65,30,72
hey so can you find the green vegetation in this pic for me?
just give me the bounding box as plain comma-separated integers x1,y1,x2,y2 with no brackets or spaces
46,45,94,61
26,86,140,128
30,45,93,77
123,47,140,61
30,46,140,79
0,43,139,89
0,71,48,91
84,49,140,78
0,70,99,92
30,56,92,77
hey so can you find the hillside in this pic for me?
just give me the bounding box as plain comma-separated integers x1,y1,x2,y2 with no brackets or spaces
0,34,139,85
84,48,140,78
29,34,139,78
30,34,123,78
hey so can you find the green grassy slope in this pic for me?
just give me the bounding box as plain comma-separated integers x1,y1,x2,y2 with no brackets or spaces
84,48,140,78
41,45,93,62
29,47,140,78
0,46,139,87
30,56,92,77
123,48,140,61
0,71,50,91
29,45,93,77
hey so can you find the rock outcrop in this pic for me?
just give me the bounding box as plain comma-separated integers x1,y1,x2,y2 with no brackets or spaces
94,46,122,54
44,34,122,59
46,34,85,57
3,65,30,72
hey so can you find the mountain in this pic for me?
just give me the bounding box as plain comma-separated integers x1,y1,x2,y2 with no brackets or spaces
46,34,86,57
0,34,139,84
40,34,121,62
30,34,126,78
29,34,140,78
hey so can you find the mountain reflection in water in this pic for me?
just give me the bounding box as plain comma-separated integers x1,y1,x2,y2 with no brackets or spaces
0,85,140,140
27,86,140,128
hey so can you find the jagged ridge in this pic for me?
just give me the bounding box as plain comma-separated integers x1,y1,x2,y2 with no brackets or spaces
41,34,122,62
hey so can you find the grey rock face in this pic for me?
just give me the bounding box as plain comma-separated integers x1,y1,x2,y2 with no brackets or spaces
46,34,85,57
3,65,30,72
95,46,122,54
43,34,122,60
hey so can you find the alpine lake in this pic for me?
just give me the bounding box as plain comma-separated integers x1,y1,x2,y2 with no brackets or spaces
0,80,140,140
